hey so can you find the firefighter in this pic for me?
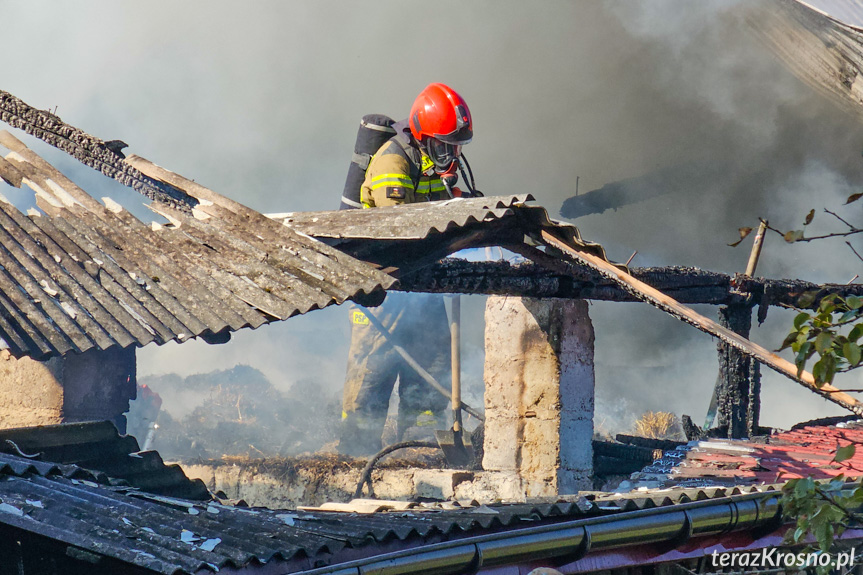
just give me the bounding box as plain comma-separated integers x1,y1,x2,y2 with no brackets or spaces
339,83,474,456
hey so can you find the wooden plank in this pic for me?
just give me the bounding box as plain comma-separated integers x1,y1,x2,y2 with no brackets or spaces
0,131,26,153
537,230,863,415
0,156,23,187
7,145,104,212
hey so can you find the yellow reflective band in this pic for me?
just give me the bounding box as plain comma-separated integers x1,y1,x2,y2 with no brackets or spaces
342,410,348,420
370,174,414,191
352,310,370,325
371,173,413,183
417,181,445,194
371,181,414,191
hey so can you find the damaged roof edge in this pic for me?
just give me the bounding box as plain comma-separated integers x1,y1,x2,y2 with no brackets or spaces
296,492,783,575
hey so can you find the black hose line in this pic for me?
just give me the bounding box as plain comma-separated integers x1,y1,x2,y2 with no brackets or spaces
353,440,440,499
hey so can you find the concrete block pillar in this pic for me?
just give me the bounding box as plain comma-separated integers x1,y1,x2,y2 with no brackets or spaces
483,296,595,496
0,346,136,432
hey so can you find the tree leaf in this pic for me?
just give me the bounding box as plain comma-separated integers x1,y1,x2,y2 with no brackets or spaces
779,331,799,351
813,357,826,383
794,312,811,330
815,331,834,354
804,209,815,225
784,230,805,243
728,227,753,247
844,342,862,366
846,192,863,205
850,323,863,342
847,295,863,310
824,353,838,383
834,443,856,463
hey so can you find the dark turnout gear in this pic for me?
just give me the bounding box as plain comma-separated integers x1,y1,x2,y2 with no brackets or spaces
340,293,450,456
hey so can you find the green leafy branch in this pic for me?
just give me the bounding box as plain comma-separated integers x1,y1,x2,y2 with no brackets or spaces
782,445,862,574
779,294,863,387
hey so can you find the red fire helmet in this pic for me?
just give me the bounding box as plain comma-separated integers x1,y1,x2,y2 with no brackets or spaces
409,83,473,146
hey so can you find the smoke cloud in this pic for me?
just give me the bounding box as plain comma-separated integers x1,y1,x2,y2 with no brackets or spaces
2,1,862,433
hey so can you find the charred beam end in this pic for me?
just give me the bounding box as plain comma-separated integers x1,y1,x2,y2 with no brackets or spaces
0,90,196,211
396,259,863,307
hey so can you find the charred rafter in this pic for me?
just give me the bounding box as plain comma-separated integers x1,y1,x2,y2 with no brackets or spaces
0,90,195,210
397,258,863,308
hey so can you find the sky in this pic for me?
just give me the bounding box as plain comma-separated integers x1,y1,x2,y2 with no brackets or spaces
2,0,863,431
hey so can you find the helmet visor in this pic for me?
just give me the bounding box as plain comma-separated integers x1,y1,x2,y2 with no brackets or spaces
425,138,462,172
435,103,473,145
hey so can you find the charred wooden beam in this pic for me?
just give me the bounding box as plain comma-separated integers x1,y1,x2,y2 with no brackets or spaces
0,91,194,209
716,305,760,439
397,259,863,308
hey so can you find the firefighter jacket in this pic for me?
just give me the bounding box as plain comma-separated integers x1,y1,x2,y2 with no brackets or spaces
359,120,447,208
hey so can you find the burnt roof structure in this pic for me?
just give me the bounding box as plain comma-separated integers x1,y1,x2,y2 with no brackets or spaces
0,126,621,363
0,132,396,359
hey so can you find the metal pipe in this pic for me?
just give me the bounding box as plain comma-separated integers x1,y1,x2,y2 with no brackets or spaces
294,492,782,575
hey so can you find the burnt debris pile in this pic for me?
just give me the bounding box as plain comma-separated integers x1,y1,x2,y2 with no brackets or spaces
127,365,341,460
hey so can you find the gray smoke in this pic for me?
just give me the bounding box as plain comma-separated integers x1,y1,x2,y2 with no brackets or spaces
2,1,861,432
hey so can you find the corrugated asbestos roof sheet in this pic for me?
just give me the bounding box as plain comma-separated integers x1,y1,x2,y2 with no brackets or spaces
278,194,621,274
629,421,863,489
0,421,210,500
750,0,863,120
0,132,395,360
278,195,537,240
0,463,776,575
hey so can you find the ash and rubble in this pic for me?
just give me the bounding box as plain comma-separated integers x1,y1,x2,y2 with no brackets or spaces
126,364,481,464
127,366,342,459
